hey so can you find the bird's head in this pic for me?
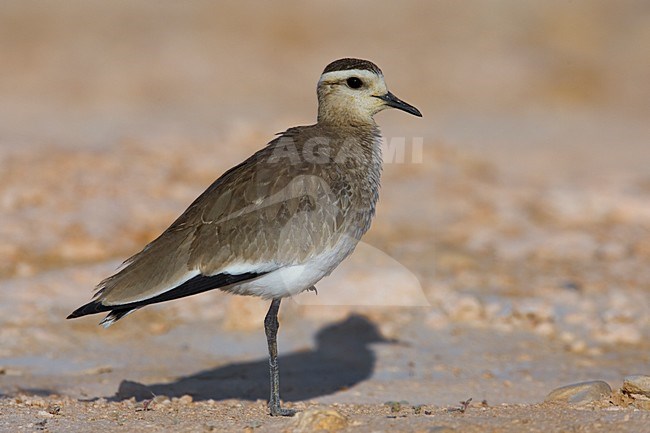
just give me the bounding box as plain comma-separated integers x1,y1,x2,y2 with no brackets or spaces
317,58,422,125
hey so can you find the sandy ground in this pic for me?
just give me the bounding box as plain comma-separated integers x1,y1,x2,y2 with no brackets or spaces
1,2,650,432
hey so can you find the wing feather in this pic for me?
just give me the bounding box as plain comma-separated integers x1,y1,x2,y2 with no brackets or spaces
67,271,266,322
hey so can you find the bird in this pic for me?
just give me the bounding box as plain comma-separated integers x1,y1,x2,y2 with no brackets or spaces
67,57,422,416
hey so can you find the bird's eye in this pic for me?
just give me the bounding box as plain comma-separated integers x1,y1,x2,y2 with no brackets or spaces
346,77,363,89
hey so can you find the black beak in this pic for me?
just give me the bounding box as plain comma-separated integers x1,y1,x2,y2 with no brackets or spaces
375,92,422,117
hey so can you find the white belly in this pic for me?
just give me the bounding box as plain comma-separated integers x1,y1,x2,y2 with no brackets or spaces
225,238,357,299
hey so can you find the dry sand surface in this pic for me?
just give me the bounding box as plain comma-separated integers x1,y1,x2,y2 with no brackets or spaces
1,2,650,432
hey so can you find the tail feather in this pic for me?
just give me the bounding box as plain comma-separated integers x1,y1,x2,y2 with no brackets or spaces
66,271,267,325
99,309,138,328
67,299,112,319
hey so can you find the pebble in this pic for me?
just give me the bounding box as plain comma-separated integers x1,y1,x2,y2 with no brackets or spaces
178,394,194,405
153,395,170,405
285,409,348,433
545,380,612,404
622,375,650,398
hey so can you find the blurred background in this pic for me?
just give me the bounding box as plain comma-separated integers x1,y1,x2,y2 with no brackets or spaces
1,0,649,406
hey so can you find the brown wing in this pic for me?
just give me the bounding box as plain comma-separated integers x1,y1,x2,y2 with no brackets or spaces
87,126,353,307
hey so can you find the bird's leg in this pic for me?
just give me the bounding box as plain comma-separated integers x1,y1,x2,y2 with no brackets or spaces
264,298,295,416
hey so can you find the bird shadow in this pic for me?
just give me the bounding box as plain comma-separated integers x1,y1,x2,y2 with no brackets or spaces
113,314,393,402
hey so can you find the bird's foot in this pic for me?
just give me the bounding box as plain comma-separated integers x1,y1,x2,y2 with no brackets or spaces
269,403,296,417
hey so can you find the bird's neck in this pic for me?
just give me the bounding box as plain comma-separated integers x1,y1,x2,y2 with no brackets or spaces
313,121,382,162
317,106,377,128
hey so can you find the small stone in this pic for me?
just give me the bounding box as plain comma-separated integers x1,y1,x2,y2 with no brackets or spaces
286,409,348,433
178,394,193,404
545,380,612,404
46,404,61,415
385,401,402,412
622,375,650,398
152,395,170,405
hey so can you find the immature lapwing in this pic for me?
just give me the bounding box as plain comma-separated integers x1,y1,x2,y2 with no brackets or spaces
68,58,422,416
